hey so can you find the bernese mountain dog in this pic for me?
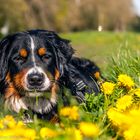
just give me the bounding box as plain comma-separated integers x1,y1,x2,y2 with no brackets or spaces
0,30,101,121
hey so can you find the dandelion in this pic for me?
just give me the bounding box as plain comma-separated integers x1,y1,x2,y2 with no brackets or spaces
129,108,140,115
118,74,134,89
124,129,136,140
60,106,79,120
107,108,132,128
16,121,25,128
0,121,4,129
79,122,99,137
74,129,83,140
0,128,36,140
116,95,133,111
101,82,115,95
2,115,16,128
24,129,36,140
66,128,82,140
124,126,140,140
133,88,140,97
0,115,36,140
40,127,58,138
108,107,140,139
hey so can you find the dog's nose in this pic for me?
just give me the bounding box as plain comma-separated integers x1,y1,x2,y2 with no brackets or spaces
28,73,44,87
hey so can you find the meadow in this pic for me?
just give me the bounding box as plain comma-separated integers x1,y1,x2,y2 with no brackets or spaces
62,31,140,69
1,31,140,140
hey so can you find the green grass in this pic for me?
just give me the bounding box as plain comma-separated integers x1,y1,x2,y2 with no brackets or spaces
1,31,140,139
61,31,140,69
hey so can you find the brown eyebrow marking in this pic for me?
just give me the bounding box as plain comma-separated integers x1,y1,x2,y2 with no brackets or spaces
38,47,46,56
19,49,28,57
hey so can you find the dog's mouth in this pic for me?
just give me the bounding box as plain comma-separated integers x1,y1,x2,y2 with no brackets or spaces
24,81,54,97
25,79,51,93
25,90,52,98
22,94,57,114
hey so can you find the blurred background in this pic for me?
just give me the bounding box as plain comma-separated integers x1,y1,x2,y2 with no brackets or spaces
0,0,140,33
0,0,140,68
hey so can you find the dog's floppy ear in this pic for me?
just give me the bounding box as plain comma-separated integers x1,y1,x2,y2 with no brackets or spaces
52,37,74,76
44,31,74,76
0,36,12,82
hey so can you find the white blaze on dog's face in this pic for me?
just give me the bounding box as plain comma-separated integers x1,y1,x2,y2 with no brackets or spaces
23,37,51,96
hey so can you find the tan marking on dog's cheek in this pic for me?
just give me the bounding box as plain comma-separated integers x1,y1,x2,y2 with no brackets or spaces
5,81,20,99
5,72,19,98
19,49,28,58
4,71,28,112
14,69,29,89
38,47,46,56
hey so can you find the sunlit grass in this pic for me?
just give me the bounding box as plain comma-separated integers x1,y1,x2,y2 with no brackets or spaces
0,31,140,139
61,31,140,69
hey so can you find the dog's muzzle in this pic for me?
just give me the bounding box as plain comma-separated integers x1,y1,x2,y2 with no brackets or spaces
25,67,51,92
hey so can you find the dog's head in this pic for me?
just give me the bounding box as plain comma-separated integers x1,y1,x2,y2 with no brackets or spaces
0,30,74,113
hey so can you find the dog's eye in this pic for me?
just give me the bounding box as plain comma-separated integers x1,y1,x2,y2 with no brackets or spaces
14,56,26,63
42,53,52,61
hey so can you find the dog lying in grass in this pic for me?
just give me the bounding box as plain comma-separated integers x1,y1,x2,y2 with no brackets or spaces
0,29,101,121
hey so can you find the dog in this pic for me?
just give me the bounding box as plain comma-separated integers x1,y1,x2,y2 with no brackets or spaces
0,29,101,120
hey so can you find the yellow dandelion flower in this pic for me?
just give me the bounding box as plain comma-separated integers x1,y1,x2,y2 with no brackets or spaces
124,126,140,140
4,115,14,121
79,122,99,137
74,129,83,140
116,95,133,111
101,82,115,95
60,107,71,116
24,129,36,140
40,127,58,138
107,108,132,128
16,121,25,128
2,115,16,128
0,121,4,129
118,74,134,89
0,115,36,140
108,107,140,139
133,88,140,97
69,106,79,120
0,128,36,140
65,128,82,140
0,129,15,137
124,128,136,140
129,108,140,117
60,106,79,120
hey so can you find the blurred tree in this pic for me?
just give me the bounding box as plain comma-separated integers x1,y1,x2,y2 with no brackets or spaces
105,0,134,31
0,0,37,33
130,16,140,32
79,0,134,31
0,0,136,33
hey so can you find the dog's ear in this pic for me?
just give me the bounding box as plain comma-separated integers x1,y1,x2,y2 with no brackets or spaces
0,36,12,82
52,37,74,76
43,31,74,76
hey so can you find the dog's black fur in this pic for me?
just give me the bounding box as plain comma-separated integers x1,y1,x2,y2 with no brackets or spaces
0,29,100,121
